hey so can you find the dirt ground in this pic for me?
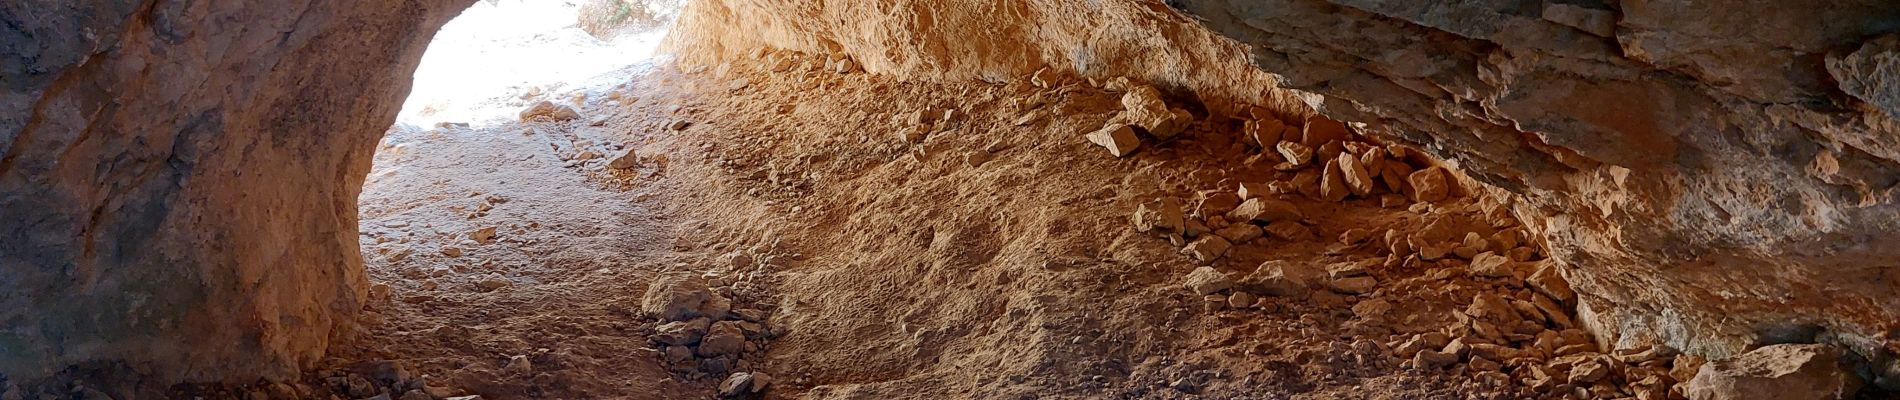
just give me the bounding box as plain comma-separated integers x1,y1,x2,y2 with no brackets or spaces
149,49,1683,400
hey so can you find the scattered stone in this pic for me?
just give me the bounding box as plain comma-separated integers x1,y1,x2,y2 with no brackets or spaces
1408,167,1451,202
1214,223,1263,243
1470,252,1516,278
1240,261,1311,297
748,372,773,393
1328,276,1377,294
518,101,581,122
1325,261,1367,279
1227,197,1303,223
1121,86,1193,138
669,120,693,131
1227,291,1257,308
1263,220,1313,241
642,274,714,321
1415,349,1459,369
1181,236,1233,263
1684,344,1865,400
470,227,498,244
1320,158,1350,202
1237,182,1269,199
1246,119,1284,148
608,148,639,170
1276,141,1315,167
1133,198,1186,233
1339,228,1372,245
1184,266,1234,295
1300,117,1350,147
1569,359,1609,383
652,318,712,346
1086,124,1141,157
440,246,463,257
1396,332,1452,357
697,321,747,357
718,372,756,398
1197,191,1243,217
1338,152,1375,196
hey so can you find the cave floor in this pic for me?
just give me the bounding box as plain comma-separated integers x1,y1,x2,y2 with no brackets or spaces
196,54,1618,399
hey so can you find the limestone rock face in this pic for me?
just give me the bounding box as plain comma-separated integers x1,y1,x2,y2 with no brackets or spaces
662,0,1307,115
1172,0,1900,379
1683,344,1865,400
0,0,469,384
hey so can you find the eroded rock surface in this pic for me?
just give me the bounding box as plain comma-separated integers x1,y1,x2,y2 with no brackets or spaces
0,0,469,384
1171,0,1900,379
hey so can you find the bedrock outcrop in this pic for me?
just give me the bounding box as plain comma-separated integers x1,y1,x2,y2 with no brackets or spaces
1169,0,1900,383
0,0,467,383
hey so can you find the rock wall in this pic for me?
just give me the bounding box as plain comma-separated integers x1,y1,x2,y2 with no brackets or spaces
661,0,1312,116
669,0,1900,385
6,0,1899,388
0,0,467,384
1167,0,1900,384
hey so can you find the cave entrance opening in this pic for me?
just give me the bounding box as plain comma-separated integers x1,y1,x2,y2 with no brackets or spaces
394,0,684,128
347,0,690,380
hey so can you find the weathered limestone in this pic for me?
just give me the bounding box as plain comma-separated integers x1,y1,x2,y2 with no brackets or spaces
0,0,470,384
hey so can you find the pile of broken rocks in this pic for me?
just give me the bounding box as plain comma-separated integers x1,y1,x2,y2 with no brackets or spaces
1114,89,1874,398
640,251,781,398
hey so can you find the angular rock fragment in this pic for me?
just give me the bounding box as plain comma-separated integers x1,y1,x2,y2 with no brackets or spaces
1469,252,1516,278
519,101,581,122
1133,198,1186,234
1121,86,1194,138
1184,266,1233,295
1407,167,1451,202
1240,261,1311,297
1197,191,1243,217
1236,182,1269,200
1124,198,1185,233
1328,276,1377,294
652,318,713,346
1276,141,1315,167
697,321,747,357
1086,124,1141,157
1246,119,1284,148
1214,223,1263,243
1338,153,1375,196
1320,158,1350,202
718,372,756,398
1182,236,1233,263
1263,220,1312,241
1300,117,1349,147
608,148,639,170
1227,197,1302,223
642,274,714,321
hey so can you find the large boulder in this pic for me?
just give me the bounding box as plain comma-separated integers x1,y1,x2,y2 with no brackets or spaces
1683,344,1865,400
